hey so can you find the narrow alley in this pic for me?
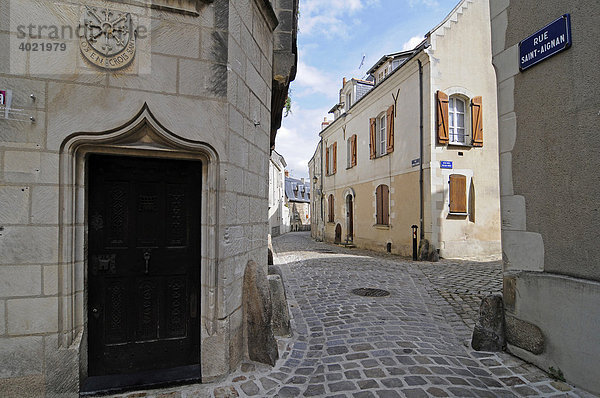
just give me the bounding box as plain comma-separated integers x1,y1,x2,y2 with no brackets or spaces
102,232,594,398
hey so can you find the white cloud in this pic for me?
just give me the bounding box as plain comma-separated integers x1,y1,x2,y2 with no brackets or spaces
274,104,332,179
294,59,340,100
299,0,380,38
402,35,424,51
408,0,440,7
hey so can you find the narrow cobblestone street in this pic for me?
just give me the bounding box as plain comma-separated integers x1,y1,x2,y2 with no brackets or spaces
102,232,596,398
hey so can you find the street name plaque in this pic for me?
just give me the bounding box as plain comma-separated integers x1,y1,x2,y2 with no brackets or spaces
519,14,572,71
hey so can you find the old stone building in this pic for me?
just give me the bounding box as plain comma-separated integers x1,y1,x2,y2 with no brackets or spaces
0,0,297,396
490,1,600,394
311,0,501,259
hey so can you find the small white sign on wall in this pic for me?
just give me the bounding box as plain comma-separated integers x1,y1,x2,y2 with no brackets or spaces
0,90,5,105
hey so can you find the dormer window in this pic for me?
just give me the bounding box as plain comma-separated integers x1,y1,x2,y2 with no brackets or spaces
345,93,352,111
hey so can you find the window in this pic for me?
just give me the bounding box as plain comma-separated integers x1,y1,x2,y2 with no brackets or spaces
325,142,337,175
378,113,387,156
449,174,467,214
345,93,352,112
449,97,467,144
375,185,389,225
347,135,357,168
328,194,335,223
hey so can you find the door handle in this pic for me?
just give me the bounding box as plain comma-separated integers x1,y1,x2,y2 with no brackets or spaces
91,307,100,319
143,250,151,274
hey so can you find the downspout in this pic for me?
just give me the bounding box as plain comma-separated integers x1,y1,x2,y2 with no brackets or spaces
320,137,324,240
418,58,424,240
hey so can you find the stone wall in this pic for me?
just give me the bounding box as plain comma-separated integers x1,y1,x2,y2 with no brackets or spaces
0,0,297,395
491,0,600,393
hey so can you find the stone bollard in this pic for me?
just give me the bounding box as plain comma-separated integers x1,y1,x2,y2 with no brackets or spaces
268,274,291,337
471,294,506,351
243,260,279,366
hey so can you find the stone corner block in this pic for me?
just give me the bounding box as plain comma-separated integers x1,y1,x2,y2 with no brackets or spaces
505,314,545,355
501,230,544,272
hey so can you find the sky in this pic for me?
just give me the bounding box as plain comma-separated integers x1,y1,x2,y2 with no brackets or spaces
275,0,460,179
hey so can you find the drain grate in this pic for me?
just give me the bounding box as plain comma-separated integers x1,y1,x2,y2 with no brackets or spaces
351,288,390,297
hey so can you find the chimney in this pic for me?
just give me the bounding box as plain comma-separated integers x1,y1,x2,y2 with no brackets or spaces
343,77,346,86
284,170,289,177
321,117,330,131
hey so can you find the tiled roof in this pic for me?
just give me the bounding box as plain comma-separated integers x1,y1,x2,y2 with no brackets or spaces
285,177,311,203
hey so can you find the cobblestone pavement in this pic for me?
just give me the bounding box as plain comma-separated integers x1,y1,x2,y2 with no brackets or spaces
101,232,596,398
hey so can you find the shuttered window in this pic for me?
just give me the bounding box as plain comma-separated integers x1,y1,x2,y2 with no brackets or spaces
347,135,357,168
352,134,357,167
449,174,467,214
437,91,449,145
386,105,394,153
325,146,330,175
332,142,337,174
376,184,389,225
471,96,483,147
369,118,376,159
328,194,335,223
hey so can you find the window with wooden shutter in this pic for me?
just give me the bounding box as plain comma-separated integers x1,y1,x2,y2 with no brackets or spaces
449,174,467,214
369,118,376,159
325,146,330,175
351,134,357,167
471,96,483,147
386,105,394,153
332,142,337,174
437,90,449,145
328,194,335,223
376,184,389,225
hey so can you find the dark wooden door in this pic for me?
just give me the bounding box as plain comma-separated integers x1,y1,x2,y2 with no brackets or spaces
347,196,353,240
88,154,201,378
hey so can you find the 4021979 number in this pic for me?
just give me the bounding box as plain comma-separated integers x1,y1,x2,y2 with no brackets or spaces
19,42,67,51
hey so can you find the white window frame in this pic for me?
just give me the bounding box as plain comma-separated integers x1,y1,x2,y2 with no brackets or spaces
345,92,352,112
448,96,470,145
328,144,335,175
377,113,387,156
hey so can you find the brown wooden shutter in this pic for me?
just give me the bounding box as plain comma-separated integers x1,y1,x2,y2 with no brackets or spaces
471,96,483,147
437,91,449,145
351,135,357,167
325,146,330,175
376,185,382,225
332,142,337,174
369,118,376,159
449,174,467,214
386,105,394,153
382,185,389,225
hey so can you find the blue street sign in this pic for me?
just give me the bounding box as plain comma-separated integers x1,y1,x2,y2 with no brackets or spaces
440,161,453,169
519,14,572,71
411,158,420,167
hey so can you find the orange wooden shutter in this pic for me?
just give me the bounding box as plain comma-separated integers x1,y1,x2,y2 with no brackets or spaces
325,146,330,175
437,91,449,145
376,185,382,224
332,142,337,174
386,105,394,153
369,118,376,159
449,174,467,213
351,135,357,167
471,96,483,147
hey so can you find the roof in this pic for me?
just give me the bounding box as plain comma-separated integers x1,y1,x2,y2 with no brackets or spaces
285,177,311,203
366,49,420,75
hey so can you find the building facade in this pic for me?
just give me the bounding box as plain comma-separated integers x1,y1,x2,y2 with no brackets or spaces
284,173,310,231
0,0,297,395
311,0,501,259
268,150,289,237
309,139,324,241
490,1,600,393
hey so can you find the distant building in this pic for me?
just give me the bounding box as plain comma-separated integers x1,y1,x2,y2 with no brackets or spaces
284,172,311,231
269,150,289,237
491,1,600,393
309,137,324,241
310,0,501,258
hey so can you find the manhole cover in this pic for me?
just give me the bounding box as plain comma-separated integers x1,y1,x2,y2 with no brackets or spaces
351,288,390,297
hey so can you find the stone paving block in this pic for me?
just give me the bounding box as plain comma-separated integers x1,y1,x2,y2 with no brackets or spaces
240,380,260,395
375,390,402,398
401,388,429,398
353,392,377,398
404,376,427,386
426,387,449,397
357,379,379,390
302,384,325,397
328,380,357,392
277,386,301,397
